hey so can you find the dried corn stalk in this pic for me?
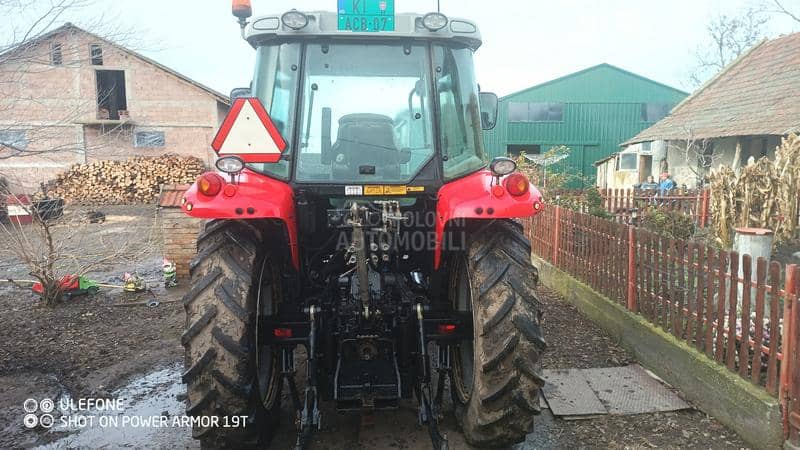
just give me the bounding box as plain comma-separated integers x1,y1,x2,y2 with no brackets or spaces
708,134,800,248
774,134,800,243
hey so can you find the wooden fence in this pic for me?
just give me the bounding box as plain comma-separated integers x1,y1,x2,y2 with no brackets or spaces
599,188,711,227
527,206,800,441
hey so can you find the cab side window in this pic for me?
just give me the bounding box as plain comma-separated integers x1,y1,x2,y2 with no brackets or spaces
434,46,487,180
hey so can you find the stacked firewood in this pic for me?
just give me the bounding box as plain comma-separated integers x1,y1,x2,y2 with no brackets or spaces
43,155,206,204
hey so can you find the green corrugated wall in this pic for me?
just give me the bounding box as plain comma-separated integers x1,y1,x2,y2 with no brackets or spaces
483,64,688,187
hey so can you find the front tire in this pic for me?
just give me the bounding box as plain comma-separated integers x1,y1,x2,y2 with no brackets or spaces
450,220,546,448
182,220,281,448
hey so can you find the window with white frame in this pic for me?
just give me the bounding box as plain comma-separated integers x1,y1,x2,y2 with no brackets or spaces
0,130,28,150
134,130,165,148
617,152,637,171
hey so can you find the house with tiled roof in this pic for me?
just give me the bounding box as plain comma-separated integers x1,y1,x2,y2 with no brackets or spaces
609,32,800,189
0,23,229,192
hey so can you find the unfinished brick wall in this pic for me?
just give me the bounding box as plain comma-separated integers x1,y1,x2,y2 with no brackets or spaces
160,207,201,279
159,185,200,279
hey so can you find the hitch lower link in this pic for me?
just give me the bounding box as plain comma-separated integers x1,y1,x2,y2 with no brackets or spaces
416,304,449,450
293,306,322,450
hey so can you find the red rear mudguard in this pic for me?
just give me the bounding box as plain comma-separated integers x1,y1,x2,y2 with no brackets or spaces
181,169,300,269
434,170,544,269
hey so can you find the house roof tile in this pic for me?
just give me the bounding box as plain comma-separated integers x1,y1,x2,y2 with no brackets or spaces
625,32,800,144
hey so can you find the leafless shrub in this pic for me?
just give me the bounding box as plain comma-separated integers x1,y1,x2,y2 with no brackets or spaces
0,176,160,305
665,127,717,187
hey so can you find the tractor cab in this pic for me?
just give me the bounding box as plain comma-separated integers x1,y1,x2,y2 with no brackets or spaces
236,10,496,188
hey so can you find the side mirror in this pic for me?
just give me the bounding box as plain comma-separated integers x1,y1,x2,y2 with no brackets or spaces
230,87,251,100
479,92,499,130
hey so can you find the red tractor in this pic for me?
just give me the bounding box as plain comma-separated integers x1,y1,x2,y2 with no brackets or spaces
181,2,546,448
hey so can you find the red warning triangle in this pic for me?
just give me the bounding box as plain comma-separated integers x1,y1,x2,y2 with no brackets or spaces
211,97,287,163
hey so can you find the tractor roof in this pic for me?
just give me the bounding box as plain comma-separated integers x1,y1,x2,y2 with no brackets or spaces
245,11,482,50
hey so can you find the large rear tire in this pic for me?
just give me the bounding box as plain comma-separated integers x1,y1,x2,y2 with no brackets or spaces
450,220,546,448
182,220,281,448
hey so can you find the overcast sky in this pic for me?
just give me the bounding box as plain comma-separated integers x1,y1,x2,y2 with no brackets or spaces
84,0,799,97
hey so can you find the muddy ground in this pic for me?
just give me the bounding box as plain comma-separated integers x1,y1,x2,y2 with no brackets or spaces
0,206,750,449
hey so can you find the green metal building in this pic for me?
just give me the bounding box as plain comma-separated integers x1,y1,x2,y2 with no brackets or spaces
483,63,688,186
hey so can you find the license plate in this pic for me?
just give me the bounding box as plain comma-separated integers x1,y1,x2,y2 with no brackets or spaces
338,0,395,32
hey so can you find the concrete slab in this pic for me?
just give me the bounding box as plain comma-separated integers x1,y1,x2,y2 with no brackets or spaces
543,365,690,418
584,365,690,414
541,369,607,417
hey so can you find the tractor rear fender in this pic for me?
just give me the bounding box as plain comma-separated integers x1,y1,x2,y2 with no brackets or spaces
434,169,543,269
181,169,299,269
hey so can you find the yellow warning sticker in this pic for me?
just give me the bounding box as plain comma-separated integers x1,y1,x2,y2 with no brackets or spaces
362,185,425,195
383,185,408,195
364,185,385,196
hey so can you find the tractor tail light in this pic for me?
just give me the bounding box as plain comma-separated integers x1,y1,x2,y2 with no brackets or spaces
505,173,530,197
437,324,457,334
273,328,293,338
197,173,224,197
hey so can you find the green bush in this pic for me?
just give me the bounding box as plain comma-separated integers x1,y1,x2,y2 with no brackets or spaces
585,188,612,219
640,209,696,241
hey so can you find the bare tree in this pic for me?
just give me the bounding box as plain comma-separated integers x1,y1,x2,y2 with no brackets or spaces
0,0,143,179
666,127,716,187
769,0,800,23
0,176,160,305
689,6,770,87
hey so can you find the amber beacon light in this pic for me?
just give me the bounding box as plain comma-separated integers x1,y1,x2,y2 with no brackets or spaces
232,0,252,19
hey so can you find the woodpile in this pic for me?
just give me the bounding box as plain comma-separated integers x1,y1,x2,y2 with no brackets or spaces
43,155,206,204
709,134,800,248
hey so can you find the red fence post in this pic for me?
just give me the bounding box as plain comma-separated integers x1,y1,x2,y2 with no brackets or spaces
552,206,561,266
627,225,638,313
784,265,799,442
700,189,710,229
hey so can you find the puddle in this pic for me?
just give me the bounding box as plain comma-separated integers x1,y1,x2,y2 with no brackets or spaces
37,364,196,449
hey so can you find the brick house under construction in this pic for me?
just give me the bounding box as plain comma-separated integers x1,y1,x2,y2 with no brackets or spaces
0,23,229,193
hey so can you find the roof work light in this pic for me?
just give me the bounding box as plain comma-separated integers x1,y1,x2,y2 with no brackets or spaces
422,12,448,31
282,10,309,30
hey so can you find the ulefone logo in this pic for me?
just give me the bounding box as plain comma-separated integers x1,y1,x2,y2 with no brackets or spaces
22,398,55,429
